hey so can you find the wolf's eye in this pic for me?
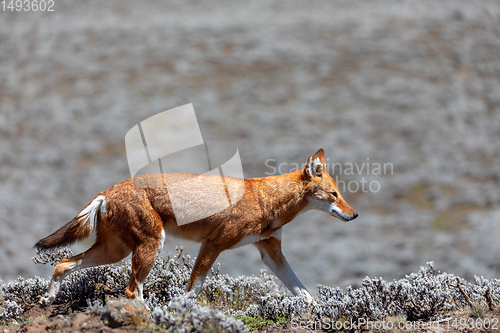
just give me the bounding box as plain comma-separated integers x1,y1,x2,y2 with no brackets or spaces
332,191,338,198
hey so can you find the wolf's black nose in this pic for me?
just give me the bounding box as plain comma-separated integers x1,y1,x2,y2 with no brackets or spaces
352,213,358,219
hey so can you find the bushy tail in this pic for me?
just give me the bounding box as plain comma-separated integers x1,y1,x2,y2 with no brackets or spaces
34,196,106,250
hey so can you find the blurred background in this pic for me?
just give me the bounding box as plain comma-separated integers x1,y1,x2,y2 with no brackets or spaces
1,0,500,292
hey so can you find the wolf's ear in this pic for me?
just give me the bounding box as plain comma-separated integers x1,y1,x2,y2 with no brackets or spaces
303,149,325,179
312,148,325,165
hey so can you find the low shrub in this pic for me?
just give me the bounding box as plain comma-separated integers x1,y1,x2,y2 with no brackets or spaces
1,249,499,332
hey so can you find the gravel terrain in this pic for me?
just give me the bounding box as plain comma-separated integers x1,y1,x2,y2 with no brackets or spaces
1,0,500,293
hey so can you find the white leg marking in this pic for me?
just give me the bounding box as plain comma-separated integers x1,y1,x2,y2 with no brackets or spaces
256,242,314,304
40,258,96,306
40,279,61,307
138,283,144,301
158,229,166,254
185,273,207,299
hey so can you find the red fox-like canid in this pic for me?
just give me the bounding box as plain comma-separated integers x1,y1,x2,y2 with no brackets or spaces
35,149,357,306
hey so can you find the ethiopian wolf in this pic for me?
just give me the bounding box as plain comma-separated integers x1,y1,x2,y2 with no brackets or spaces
36,149,358,305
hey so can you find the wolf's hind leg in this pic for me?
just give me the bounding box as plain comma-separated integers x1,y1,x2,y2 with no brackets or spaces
40,234,130,307
124,238,161,301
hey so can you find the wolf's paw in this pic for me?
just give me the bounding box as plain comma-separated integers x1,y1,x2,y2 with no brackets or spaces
184,290,198,299
39,295,54,307
299,291,316,307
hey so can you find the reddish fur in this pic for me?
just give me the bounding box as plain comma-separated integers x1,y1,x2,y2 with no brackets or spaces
36,149,357,302
35,217,94,250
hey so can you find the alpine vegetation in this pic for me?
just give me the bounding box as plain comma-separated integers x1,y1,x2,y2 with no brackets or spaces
1,248,499,331
315,262,500,323
151,296,249,333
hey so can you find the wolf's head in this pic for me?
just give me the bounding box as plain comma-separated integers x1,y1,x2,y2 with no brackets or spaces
302,149,358,222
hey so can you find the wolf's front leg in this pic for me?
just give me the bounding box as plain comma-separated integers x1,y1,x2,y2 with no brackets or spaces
185,241,223,299
254,235,314,304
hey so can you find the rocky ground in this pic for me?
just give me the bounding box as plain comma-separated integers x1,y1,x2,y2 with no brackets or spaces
1,0,500,296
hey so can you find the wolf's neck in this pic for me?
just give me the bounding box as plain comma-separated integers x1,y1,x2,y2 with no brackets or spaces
257,170,308,224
